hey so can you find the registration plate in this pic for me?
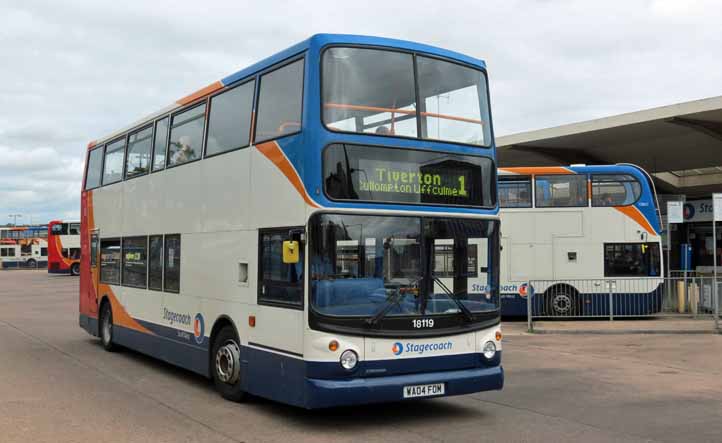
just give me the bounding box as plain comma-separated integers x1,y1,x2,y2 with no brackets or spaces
403,383,445,399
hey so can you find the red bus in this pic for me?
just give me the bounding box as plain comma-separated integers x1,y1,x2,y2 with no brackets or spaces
47,220,81,275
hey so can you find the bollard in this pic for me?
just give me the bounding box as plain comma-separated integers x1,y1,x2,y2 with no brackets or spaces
677,280,686,314
712,278,722,334
608,280,614,321
527,283,534,333
691,276,698,317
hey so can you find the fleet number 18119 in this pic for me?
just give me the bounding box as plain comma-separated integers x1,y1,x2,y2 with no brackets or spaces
413,319,434,328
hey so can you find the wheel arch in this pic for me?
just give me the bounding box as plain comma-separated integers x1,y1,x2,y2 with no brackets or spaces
208,315,240,376
97,295,111,336
543,282,580,298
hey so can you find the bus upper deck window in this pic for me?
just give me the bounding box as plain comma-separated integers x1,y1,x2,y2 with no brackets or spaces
592,174,641,207
85,147,104,190
499,177,532,208
322,48,417,138
255,59,304,143
535,175,587,208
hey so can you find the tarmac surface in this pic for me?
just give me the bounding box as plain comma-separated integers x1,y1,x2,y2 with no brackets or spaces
506,318,719,335
1,270,721,443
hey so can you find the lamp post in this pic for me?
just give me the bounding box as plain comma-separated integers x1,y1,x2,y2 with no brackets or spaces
8,214,22,227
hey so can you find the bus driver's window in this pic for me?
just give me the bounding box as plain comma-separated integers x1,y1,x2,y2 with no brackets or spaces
259,229,304,308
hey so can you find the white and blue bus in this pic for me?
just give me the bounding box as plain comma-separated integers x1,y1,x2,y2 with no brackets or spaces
79,34,503,408
497,164,664,317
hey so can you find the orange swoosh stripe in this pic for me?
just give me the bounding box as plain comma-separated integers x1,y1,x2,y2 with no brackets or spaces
53,235,73,267
100,285,154,335
499,167,574,175
176,81,223,106
256,141,320,208
614,205,656,235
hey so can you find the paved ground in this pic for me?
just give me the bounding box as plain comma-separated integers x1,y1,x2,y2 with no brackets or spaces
1,271,721,443
505,318,719,335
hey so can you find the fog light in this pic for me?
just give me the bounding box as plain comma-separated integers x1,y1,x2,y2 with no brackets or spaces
340,350,358,370
483,341,496,359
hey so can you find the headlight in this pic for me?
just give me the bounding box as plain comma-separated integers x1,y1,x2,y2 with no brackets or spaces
340,350,358,370
482,341,496,360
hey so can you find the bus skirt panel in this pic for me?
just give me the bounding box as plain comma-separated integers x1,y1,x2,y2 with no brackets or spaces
303,364,504,409
79,313,503,409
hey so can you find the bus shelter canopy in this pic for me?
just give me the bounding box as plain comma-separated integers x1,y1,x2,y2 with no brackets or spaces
496,96,722,198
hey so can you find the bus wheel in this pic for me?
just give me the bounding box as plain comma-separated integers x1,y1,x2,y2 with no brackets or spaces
545,286,579,317
70,263,80,276
100,301,116,351
27,259,37,268
211,326,246,402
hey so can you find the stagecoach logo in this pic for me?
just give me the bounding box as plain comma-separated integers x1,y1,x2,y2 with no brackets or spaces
684,203,695,220
392,342,404,355
162,308,192,326
392,341,453,356
193,313,205,345
518,283,529,298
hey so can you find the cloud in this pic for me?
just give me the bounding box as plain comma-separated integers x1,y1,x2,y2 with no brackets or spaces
0,145,83,223
1,0,722,222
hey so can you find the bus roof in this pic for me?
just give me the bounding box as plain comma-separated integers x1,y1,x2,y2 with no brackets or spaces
88,34,487,149
498,164,649,176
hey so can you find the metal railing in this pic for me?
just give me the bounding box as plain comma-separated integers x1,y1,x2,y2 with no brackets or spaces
525,276,720,331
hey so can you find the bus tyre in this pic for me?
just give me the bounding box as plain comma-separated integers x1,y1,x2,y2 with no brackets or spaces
27,259,37,268
212,326,246,402
70,263,80,276
545,287,579,317
100,301,116,352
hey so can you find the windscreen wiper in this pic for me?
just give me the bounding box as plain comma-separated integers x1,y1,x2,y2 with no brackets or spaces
432,277,474,322
365,287,404,327
366,277,422,328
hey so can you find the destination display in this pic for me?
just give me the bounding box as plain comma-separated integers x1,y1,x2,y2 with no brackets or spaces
323,144,494,207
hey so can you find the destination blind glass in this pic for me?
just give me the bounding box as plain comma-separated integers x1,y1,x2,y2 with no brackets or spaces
323,144,495,207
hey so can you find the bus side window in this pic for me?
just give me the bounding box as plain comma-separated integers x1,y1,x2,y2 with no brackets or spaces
258,229,304,308
148,235,163,291
535,175,587,207
125,125,153,179
205,79,255,157
168,104,206,167
122,236,147,289
164,234,181,293
254,59,304,143
52,224,67,235
85,147,104,190
499,176,532,208
591,174,641,207
90,234,98,267
102,138,126,185
152,117,169,171
99,239,121,285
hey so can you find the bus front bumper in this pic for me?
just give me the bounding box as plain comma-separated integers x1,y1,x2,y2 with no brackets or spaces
304,365,503,409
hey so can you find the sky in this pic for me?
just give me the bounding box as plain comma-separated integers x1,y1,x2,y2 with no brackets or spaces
1,0,721,224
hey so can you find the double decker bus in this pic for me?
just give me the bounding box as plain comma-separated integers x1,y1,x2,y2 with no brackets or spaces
48,220,81,275
79,34,502,408
0,225,48,268
497,164,664,317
